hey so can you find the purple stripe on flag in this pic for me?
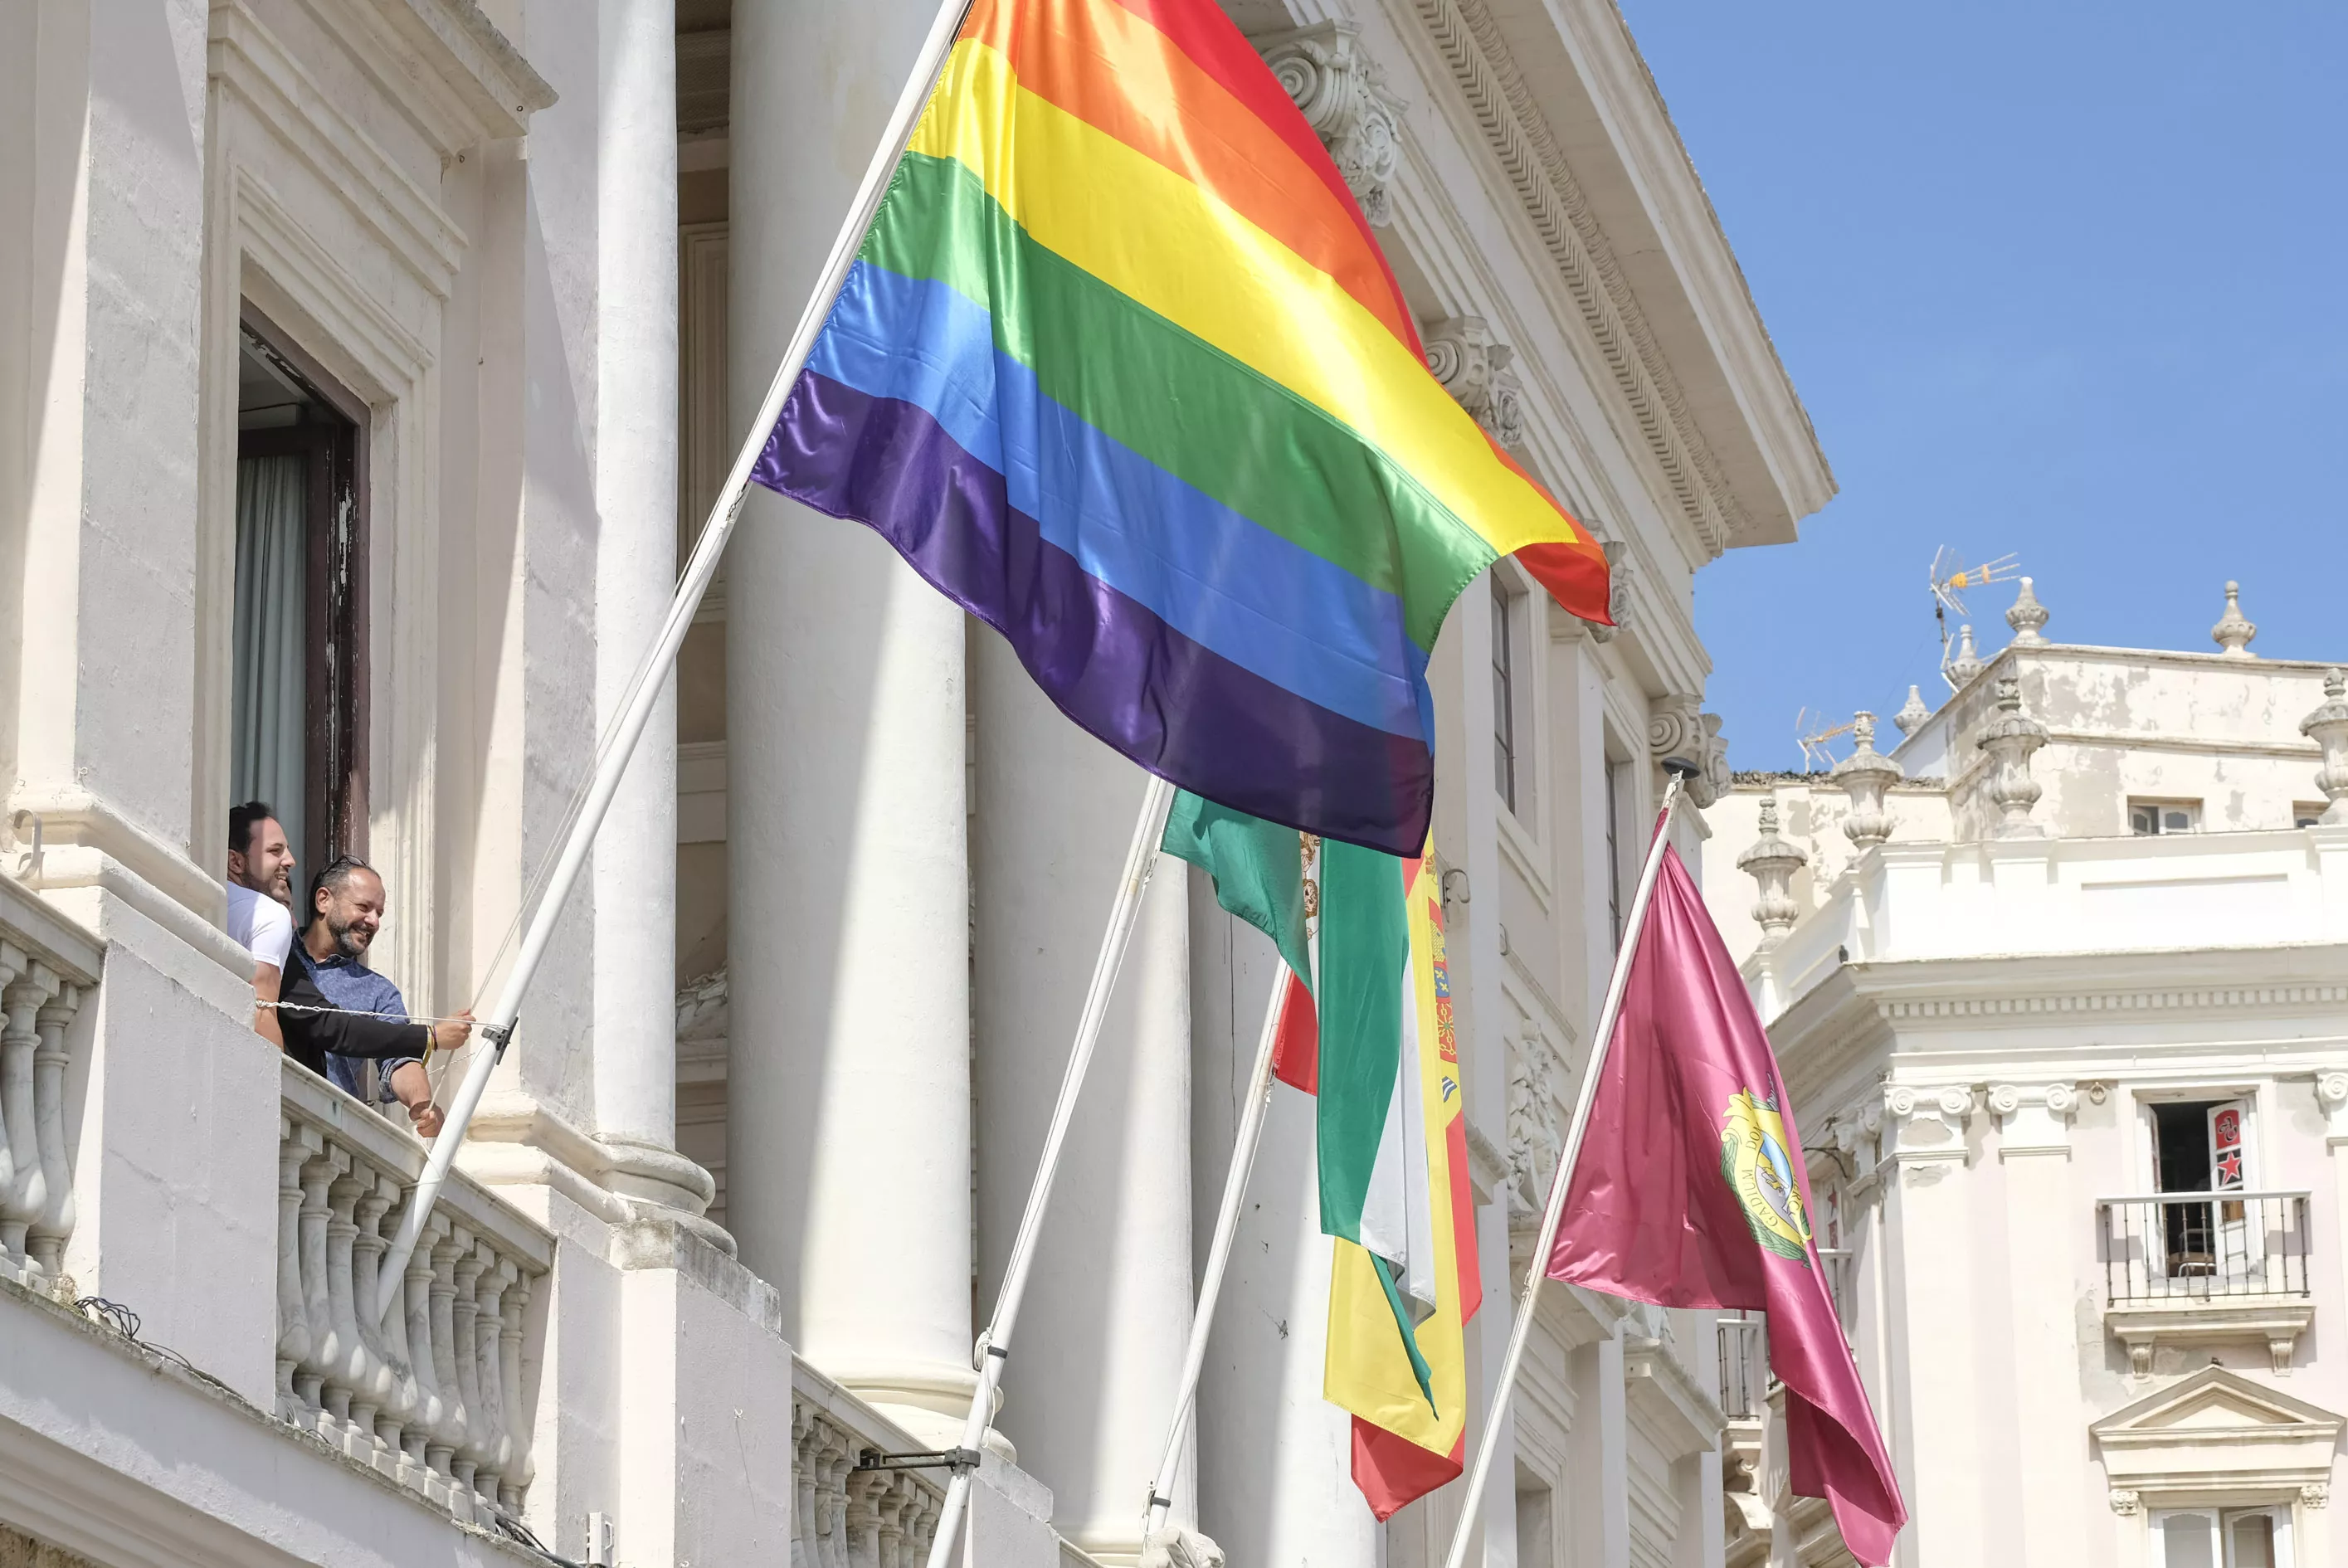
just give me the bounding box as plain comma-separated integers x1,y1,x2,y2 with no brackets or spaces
755,368,1433,854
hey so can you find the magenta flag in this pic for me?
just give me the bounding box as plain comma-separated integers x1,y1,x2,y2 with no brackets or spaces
1547,841,1905,1565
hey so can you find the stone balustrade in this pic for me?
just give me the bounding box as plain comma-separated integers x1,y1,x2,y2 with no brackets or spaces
278,1058,551,1526
792,1354,944,1568
0,879,101,1300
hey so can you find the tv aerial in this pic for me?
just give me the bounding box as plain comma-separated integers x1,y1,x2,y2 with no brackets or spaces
1794,707,1854,773
1929,547,2019,684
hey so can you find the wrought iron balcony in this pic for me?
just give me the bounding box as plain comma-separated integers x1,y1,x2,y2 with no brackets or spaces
2097,1191,2315,1376
2099,1191,2312,1303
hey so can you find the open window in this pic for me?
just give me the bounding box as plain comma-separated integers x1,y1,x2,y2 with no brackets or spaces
2149,1098,2258,1285
2151,1505,2292,1567
232,309,368,871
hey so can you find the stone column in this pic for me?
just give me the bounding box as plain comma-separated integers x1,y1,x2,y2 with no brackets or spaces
727,0,976,1443
972,638,1191,1565
1989,1083,2086,1561
1881,1085,1980,1567
590,0,714,1225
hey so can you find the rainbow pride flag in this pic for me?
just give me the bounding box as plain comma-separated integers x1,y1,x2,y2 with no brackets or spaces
753,0,1609,854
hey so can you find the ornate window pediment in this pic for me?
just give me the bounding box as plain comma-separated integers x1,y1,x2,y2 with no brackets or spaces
2092,1365,2342,1513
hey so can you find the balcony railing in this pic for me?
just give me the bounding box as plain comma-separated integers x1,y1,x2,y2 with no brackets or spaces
0,897,100,1301
792,1355,943,1565
2098,1191,2313,1303
1717,1313,1767,1420
278,1059,551,1526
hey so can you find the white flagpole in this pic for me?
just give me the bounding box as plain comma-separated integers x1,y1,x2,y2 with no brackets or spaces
1436,767,1691,1568
371,0,976,1324
924,774,1177,1568
1138,963,1291,1552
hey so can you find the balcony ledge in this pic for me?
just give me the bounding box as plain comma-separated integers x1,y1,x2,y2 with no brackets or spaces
2105,1296,2315,1377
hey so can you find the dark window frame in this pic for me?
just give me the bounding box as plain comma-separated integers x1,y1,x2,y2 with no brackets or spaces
236,305,370,869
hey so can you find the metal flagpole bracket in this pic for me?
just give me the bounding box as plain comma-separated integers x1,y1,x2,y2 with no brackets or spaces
854,1447,984,1475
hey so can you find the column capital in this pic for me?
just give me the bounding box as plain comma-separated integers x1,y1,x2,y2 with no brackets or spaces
1988,1083,2078,1159
1252,22,1405,226
1883,1083,1973,1166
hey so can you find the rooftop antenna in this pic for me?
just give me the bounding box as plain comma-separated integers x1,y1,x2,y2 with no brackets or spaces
1795,706,1854,773
1929,547,2020,687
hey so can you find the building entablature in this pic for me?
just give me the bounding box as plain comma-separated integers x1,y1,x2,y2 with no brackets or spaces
1745,824,2348,1025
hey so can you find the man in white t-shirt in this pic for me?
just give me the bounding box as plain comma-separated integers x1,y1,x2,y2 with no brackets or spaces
227,800,298,1049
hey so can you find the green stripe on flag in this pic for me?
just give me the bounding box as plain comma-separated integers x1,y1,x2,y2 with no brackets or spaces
1317,839,1407,1244
1160,791,1312,990
1372,1253,1438,1419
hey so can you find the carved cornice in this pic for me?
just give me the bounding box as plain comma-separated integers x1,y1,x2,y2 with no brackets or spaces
1406,0,1747,555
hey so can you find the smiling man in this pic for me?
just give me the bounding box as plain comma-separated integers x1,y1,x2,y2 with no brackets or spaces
292,855,454,1138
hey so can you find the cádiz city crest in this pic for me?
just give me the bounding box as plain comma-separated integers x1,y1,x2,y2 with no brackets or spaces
1720,1086,1813,1263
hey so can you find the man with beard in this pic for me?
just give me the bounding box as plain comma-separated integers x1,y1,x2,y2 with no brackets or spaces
225,801,298,1049
290,856,466,1138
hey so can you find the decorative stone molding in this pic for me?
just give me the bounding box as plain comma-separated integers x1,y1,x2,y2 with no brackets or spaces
2303,1483,2331,1509
2211,580,2258,659
1254,24,1405,226
1648,698,1729,807
2317,1069,2348,1146
1422,316,1524,446
1831,713,1902,849
1976,677,2048,838
1987,1083,2077,1158
2092,1365,2341,1498
1506,1025,1565,1217
2299,669,2348,825
1405,0,1751,553
1883,1084,1973,1166
1945,624,1985,689
1736,795,1807,944
1590,539,1633,641
1142,1526,1229,1568
2005,577,2049,645
2107,1489,2141,1517
1893,684,1931,738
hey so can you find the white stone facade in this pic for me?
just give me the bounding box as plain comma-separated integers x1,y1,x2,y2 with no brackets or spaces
1701,582,2348,1568
0,0,1824,1564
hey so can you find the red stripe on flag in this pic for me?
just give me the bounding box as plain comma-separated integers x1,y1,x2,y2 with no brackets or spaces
1445,1113,1482,1323
1350,1419,1465,1521
1270,969,1318,1093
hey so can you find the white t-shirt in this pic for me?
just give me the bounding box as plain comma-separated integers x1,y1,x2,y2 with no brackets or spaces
227,882,295,971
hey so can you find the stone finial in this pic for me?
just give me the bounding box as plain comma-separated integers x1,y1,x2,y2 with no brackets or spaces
1893,684,1931,738
2005,577,2049,646
1976,676,2048,837
1946,624,1985,689
1830,712,1902,849
1254,24,1404,226
1736,794,1808,944
2301,668,2348,825
2212,580,2258,659
1423,316,1525,447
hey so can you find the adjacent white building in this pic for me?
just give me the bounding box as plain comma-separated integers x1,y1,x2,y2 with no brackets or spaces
1703,581,2348,1568
0,1,1828,1565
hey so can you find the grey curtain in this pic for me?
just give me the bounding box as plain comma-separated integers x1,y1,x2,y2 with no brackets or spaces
231,454,307,863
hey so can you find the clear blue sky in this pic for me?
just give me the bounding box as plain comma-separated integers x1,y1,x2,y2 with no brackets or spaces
1618,1,2346,772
